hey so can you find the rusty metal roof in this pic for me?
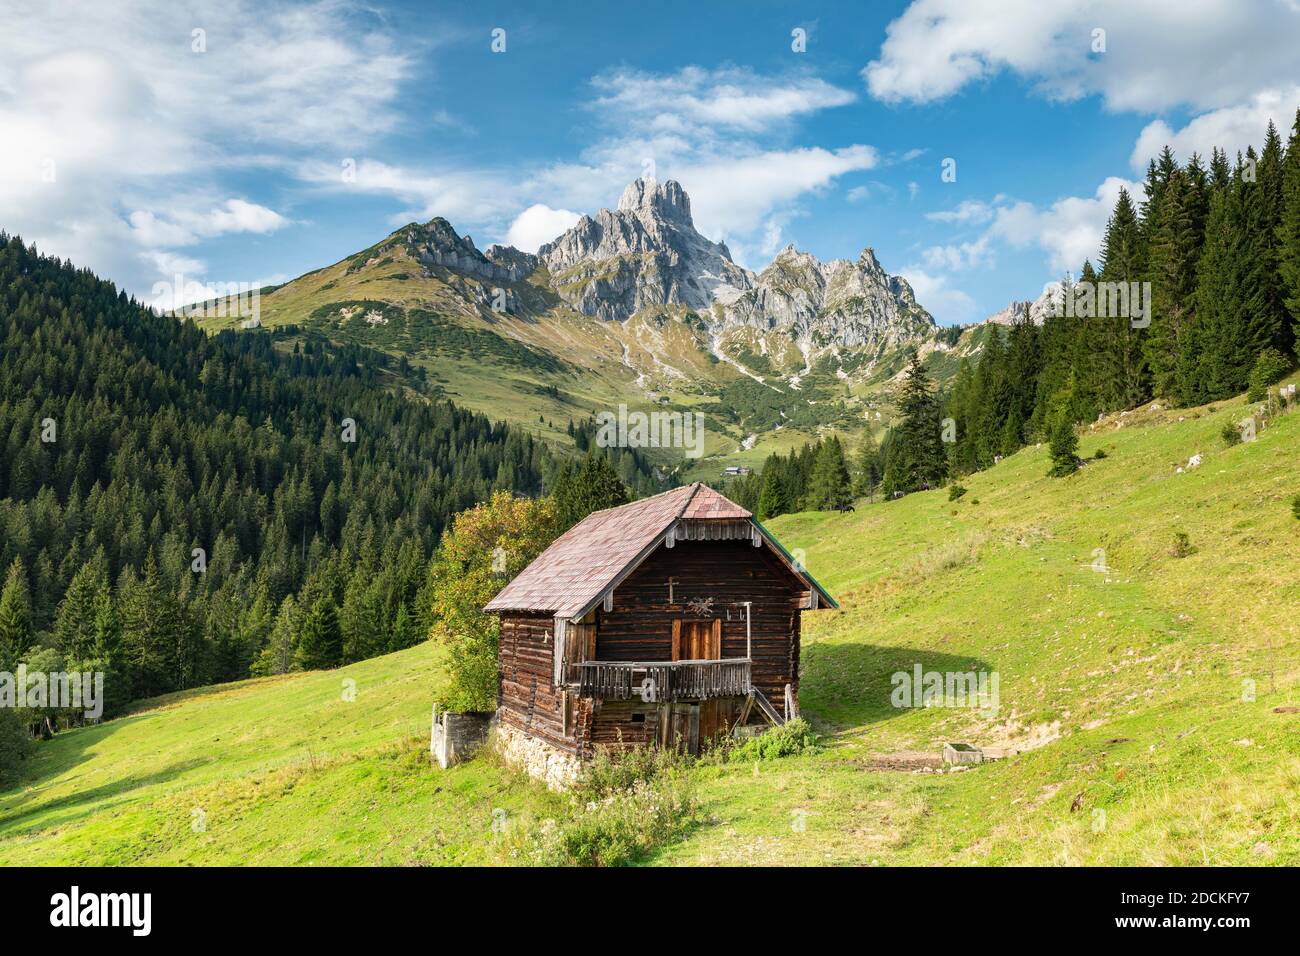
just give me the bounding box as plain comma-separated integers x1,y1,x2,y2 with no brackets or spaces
484,482,837,618
484,483,746,617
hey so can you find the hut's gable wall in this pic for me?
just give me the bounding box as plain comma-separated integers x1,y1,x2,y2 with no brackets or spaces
594,539,803,706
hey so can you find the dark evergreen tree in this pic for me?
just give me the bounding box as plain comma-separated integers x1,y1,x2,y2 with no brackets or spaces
807,436,853,510
296,595,342,670
1145,169,1202,400
757,467,790,520
0,559,33,669
1257,121,1292,355
1279,109,1300,341
946,358,980,475
1032,273,1082,433
1190,151,1281,400
550,451,631,530
881,354,947,496
1096,187,1149,408
117,552,181,699
1048,414,1080,478
852,429,883,497
54,557,109,661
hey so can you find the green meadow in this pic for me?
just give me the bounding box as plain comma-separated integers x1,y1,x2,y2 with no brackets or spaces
2,382,1297,865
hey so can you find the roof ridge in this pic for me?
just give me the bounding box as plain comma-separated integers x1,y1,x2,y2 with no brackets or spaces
581,481,696,519
674,481,704,519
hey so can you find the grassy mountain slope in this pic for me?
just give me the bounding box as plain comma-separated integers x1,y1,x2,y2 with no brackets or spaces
7,380,1292,865
0,646,563,865
194,226,984,480
659,382,1300,865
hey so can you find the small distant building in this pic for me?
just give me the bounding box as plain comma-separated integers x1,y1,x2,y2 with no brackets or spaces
722,465,751,477
484,482,836,788
239,316,261,329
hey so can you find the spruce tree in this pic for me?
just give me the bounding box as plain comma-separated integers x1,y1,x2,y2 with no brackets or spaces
296,595,342,670
1209,147,1231,192
853,429,882,496
1257,121,1291,355
0,559,33,670
252,596,299,677
1048,414,1080,478
54,558,108,661
118,552,182,699
1277,109,1300,348
1183,152,1211,244
1145,169,1201,401
1187,185,1233,401
974,325,1012,466
551,451,631,530
757,467,790,520
1072,260,1109,422
1140,146,1180,255
881,354,947,496
807,437,853,511
1032,273,1081,434
1097,187,1149,409
1000,403,1024,456
1193,150,1280,399
946,358,979,474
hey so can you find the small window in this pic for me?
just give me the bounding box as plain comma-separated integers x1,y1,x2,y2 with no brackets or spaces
631,713,646,723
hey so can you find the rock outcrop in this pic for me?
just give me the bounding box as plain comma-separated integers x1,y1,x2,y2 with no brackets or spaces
537,178,752,321
406,218,536,285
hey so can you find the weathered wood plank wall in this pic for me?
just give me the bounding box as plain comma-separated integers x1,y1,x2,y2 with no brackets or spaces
594,539,802,710
497,611,575,753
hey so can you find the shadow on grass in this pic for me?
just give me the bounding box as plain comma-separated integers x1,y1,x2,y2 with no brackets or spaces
800,642,996,732
0,752,211,838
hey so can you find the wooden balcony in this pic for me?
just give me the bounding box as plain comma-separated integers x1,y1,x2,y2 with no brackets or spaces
576,659,751,702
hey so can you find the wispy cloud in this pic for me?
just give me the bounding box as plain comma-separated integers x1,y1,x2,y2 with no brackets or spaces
925,199,995,224
589,66,856,134
898,266,979,325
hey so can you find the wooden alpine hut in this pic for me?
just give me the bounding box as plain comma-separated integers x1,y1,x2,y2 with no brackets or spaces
483,482,836,787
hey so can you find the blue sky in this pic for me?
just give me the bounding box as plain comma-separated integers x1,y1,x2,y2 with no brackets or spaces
3,0,1299,324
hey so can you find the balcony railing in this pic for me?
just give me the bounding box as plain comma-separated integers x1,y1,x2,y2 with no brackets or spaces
576,659,751,702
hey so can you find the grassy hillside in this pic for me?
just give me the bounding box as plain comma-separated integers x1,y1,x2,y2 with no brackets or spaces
3,380,1295,865
0,648,563,865
657,381,1300,865
190,229,983,482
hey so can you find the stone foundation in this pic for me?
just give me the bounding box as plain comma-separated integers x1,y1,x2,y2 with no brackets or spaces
494,719,582,792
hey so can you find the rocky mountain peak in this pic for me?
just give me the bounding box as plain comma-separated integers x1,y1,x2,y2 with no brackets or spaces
536,177,750,322
982,280,1063,326
390,177,936,356
404,218,534,284
616,177,693,227
857,246,884,274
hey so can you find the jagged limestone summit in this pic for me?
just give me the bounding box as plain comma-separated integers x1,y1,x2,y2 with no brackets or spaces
225,176,984,472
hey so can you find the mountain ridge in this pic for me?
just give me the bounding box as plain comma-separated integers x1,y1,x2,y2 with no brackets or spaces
201,176,978,474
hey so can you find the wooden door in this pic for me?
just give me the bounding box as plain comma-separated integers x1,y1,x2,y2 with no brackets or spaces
671,619,721,661
663,703,699,753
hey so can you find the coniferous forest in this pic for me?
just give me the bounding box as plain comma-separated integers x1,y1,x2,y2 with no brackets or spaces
855,117,1300,500
0,235,656,719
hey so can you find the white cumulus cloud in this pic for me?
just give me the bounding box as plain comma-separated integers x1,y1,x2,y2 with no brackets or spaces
0,0,412,296
864,0,1300,113
504,204,582,253
898,267,979,325
1130,86,1300,171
